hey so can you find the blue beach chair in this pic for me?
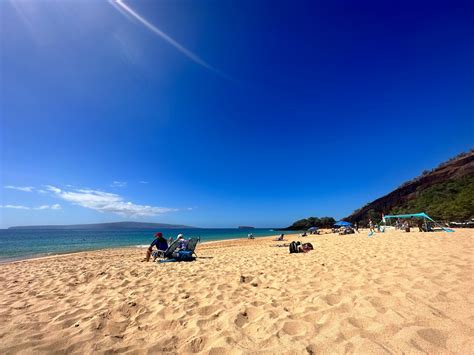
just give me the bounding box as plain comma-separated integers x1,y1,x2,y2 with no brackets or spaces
158,237,200,263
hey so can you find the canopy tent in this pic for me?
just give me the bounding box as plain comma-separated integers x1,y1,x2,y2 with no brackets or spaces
382,212,454,233
334,221,352,227
383,212,431,220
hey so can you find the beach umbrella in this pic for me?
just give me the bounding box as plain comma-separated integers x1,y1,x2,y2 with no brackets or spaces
334,221,352,227
308,227,319,231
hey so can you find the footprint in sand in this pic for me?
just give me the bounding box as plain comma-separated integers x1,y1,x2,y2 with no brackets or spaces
197,305,220,316
234,306,264,328
322,294,342,306
417,328,448,348
281,320,307,336
235,312,249,327
181,336,208,353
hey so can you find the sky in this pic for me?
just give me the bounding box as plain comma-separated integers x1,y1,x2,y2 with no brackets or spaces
0,0,473,228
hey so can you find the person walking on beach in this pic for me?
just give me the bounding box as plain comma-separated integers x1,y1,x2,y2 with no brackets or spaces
142,232,168,262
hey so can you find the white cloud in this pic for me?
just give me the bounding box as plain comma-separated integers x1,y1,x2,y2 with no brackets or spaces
0,204,30,210
34,204,62,210
111,181,127,188
139,181,148,184
4,185,34,192
0,204,62,211
35,205,50,210
46,185,61,194
46,185,176,217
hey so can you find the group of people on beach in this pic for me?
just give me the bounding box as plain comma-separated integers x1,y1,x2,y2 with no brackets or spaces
143,230,316,262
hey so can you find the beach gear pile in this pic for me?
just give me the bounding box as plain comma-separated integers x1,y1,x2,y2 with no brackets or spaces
289,241,313,253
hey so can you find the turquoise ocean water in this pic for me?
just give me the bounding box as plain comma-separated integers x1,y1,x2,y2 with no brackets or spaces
0,228,281,262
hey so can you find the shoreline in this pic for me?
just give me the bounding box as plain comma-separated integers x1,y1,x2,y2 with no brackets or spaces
0,233,300,265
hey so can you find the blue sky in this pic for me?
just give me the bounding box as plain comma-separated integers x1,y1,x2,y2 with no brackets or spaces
1,0,473,228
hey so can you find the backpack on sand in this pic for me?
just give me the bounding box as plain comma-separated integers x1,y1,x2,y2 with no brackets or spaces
289,241,301,254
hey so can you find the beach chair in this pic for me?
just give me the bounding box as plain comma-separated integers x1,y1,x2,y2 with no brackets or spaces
153,239,180,261
158,237,199,263
186,237,199,253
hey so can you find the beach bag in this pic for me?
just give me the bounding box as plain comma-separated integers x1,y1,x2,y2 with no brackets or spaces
174,250,196,261
302,242,314,251
289,241,301,254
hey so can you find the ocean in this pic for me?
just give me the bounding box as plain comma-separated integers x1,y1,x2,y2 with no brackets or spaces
0,228,281,262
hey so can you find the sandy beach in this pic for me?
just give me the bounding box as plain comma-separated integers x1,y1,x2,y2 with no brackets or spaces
0,229,473,354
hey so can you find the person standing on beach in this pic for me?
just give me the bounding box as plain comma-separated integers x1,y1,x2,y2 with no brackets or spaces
369,219,375,233
142,232,168,262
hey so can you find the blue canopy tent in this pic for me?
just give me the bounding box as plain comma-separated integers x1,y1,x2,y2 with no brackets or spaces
382,212,454,233
334,221,352,227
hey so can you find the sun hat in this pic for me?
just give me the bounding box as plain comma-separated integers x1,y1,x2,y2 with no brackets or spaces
177,234,184,239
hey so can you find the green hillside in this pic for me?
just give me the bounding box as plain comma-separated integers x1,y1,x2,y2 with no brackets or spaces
390,175,474,221
346,150,474,223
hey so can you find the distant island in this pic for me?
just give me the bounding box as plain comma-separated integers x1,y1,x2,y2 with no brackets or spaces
8,221,196,230
238,226,254,229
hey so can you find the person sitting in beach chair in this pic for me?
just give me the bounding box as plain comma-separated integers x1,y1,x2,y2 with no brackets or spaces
176,234,188,248
142,232,168,262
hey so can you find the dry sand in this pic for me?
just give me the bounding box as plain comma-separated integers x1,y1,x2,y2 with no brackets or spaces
0,229,473,354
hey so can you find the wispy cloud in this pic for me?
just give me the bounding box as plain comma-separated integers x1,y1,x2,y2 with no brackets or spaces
110,0,232,81
0,204,30,210
111,181,127,188
46,185,176,217
4,185,34,192
34,204,62,210
0,203,62,210
139,180,148,184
